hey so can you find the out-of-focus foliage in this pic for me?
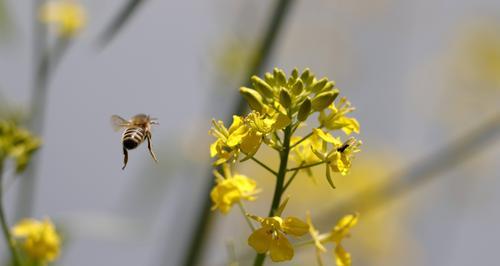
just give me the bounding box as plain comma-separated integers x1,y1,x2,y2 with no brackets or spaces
11,218,61,263
40,0,86,38
0,120,41,173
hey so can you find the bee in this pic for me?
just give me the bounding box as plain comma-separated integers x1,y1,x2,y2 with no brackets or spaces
111,114,159,169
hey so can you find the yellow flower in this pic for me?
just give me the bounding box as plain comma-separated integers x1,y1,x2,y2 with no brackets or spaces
0,120,42,173
248,214,309,262
210,164,259,214
319,97,360,135
306,212,327,266
40,0,86,37
330,213,359,266
307,213,358,266
210,115,263,165
11,218,61,263
312,129,361,176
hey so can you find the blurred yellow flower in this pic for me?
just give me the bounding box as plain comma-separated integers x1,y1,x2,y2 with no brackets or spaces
0,120,41,173
306,213,358,266
12,218,61,263
40,0,86,37
211,164,259,214
330,214,358,266
248,214,309,262
319,97,360,135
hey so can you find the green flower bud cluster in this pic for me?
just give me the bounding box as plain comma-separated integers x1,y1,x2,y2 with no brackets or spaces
0,120,42,173
240,68,339,123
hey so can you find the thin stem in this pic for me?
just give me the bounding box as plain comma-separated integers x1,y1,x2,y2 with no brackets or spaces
287,161,324,172
290,131,313,149
0,159,22,266
253,125,293,266
250,156,278,176
294,233,330,248
237,201,255,232
282,162,304,193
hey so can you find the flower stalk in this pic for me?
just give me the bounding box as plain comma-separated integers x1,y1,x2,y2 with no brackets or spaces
0,159,22,266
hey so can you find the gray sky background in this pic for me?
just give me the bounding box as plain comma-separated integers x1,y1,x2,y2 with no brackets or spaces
1,0,500,265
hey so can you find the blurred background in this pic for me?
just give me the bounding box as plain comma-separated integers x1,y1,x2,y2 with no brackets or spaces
0,0,499,265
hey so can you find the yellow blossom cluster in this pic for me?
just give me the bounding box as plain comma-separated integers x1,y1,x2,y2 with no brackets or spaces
0,120,42,173
11,218,61,263
209,68,362,264
40,0,86,37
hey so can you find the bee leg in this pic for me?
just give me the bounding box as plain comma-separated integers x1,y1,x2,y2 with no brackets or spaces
146,133,159,163
122,147,128,170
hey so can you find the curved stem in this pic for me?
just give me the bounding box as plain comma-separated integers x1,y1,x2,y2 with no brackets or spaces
282,162,303,193
0,159,22,266
253,125,293,266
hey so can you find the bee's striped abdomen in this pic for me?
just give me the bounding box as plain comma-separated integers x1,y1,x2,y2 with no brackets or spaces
122,127,145,150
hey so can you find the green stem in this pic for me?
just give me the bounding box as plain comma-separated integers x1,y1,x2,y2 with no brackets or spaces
250,156,278,176
290,131,312,149
0,159,22,266
287,161,324,172
253,125,293,266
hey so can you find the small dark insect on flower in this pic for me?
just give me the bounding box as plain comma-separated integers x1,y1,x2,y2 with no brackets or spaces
111,114,159,169
337,137,356,153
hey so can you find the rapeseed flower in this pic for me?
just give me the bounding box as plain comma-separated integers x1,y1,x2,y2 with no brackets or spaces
0,120,41,173
40,0,86,37
211,164,259,214
319,97,360,135
11,218,61,263
247,214,309,262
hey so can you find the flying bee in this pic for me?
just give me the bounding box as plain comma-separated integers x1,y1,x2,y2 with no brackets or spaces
111,114,159,169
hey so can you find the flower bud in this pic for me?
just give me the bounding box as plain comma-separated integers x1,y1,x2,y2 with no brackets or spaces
291,80,304,95
279,88,292,108
311,90,339,111
311,78,328,93
240,87,264,112
297,98,311,121
274,68,287,86
251,76,274,99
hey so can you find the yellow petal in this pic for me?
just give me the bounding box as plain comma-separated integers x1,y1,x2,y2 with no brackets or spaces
282,217,309,236
248,228,272,253
269,231,294,262
335,244,351,266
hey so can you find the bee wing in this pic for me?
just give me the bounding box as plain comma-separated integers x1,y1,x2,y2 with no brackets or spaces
111,115,131,131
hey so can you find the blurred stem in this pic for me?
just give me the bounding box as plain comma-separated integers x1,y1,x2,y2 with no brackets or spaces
250,156,277,176
282,162,303,192
287,161,323,171
16,16,71,219
179,1,296,266
316,113,500,224
0,159,22,266
289,131,313,149
253,125,292,266
237,201,255,232
97,0,145,48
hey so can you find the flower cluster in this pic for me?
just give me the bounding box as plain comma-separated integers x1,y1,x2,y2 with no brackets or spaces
11,218,62,263
210,164,260,214
0,120,42,173
209,68,361,264
40,0,86,37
